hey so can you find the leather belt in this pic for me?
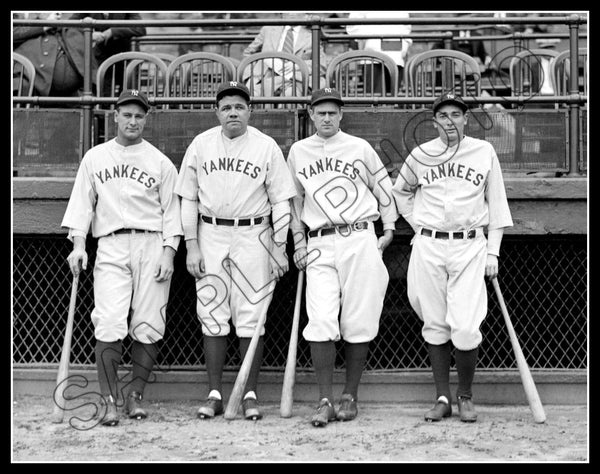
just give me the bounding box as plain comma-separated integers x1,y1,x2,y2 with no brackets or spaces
201,215,265,226
421,228,477,240
111,228,153,235
308,221,369,238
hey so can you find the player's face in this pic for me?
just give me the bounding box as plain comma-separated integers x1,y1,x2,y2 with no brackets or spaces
216,95,251,139
433,104,467,146
310,102,343,138
114,104,147,145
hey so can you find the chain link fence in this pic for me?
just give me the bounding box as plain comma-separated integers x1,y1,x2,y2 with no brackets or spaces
13,235,587,371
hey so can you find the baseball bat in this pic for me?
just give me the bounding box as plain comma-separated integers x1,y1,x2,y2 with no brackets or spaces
280,271,304,418
224,305,269,420
52,273,79,423
492,277,546,424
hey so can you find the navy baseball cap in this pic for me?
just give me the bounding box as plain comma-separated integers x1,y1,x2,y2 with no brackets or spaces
216,81,251,102
432,92,468,114
116,89,149,111
310,88,344,107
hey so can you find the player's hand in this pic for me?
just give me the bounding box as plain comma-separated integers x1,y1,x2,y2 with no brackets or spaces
377,230,394,255
155,247,176,282
66,248,87,277
269,243,289,281
293,247,308,271
185,242,205,279
485,254,499,280
92,31,107,47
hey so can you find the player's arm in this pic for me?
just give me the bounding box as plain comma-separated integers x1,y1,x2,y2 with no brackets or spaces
391,157,419,234
286,150,309,271
181,197,204,279
269,199,291,280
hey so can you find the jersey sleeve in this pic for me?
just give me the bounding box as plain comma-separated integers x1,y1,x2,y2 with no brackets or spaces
360,141,399,230
485,150,513,231
287,145,308,249
159,158,184,246
264,142,297,205
174,140,199,201
60,153,97,239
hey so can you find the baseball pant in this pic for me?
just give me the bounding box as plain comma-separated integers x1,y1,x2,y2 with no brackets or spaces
195,220,276,338
91,231,171,344
407,229,487,350
302,224,389,343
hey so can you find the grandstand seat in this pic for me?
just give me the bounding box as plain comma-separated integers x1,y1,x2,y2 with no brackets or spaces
549,48,587,98
509,48,560,101
325,50,399,99
407,49,482,104
237,51,310,108
96,52,169,108
13,52,36,103
165,52,237,109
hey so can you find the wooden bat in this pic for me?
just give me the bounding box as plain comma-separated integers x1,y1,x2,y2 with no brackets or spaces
224,301,269,420
280,271,304,418
492,277,546,424
52,273,79,423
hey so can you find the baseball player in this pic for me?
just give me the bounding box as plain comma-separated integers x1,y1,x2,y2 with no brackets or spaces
174,81,296,421
288,88,398,427
392,92,513,422
61,89,183,426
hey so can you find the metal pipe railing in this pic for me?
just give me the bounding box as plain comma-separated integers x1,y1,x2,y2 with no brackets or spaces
12,14,587,174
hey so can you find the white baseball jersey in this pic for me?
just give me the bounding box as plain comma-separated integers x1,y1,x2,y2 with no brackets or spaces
175,125,296,217
61,138,183,344
174,125,297,337
392,135,513,350
287,130,398,343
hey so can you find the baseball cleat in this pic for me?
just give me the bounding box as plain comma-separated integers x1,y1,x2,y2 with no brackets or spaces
100,395,119,427
125,391,147,420
457,396,477,422
336,393,358,421
311,398,336,427
197,396,224,419
242,397,263,420
424,397,452,422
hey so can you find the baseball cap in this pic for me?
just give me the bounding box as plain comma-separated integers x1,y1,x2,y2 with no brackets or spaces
216,81,251,102
432,92,468,114
310,88,344,107
116,89,149,111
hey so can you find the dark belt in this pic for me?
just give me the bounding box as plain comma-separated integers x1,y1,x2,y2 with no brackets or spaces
112,228,153,235
201,215,265,226
308,221,369,238
421,228,476,240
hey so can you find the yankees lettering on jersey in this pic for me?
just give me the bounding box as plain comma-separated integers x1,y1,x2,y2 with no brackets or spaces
288,130,397,232
393,136,513,232
420,162,484,186
95,163,157,188
297,157,359,180
200,157,261,179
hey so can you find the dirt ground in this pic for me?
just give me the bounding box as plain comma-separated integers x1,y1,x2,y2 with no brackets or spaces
12,394,588,463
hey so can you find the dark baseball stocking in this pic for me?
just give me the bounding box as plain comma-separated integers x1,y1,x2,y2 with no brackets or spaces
238,336,264,395
310,341,336,401
343,341,369,399
95,340,123,400
427,341,452,402
455,346,479,399
203,335,228,394
130,340,158,395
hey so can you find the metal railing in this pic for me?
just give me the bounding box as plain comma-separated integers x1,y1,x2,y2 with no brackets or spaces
13,14,587,176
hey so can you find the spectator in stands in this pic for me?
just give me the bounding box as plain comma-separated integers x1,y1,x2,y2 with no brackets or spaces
13,12,96,97
68,13,146,95
242,12,327,96
345,11,413,93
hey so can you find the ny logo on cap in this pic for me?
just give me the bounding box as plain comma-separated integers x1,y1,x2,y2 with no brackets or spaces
130,89,140,96
446,93,455,99
324,88,333,93
229,81,238,87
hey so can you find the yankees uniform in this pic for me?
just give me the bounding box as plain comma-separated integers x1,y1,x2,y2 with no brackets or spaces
62,89,182,425
175,81,296,420
392,92,513,422
288,88,398,426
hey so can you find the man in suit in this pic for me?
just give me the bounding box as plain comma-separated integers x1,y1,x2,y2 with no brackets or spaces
242,13,327,97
